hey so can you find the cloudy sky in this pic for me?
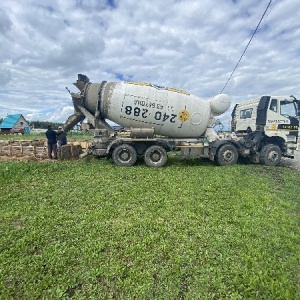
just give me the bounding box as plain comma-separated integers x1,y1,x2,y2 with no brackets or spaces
0,0,299,128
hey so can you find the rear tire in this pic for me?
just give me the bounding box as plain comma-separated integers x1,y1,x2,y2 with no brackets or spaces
216,144,238,166
259,144,281,166
112,144,137,167
144,145,167,167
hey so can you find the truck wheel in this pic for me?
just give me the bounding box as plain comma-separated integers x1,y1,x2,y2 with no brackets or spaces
112,144,137,167
144,145,167,167
216,144,238,166
259,144,281,166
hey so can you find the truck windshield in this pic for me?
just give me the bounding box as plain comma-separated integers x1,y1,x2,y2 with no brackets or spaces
280,100,297,117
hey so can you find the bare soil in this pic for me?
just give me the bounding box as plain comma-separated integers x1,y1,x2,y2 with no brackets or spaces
280,151,300,172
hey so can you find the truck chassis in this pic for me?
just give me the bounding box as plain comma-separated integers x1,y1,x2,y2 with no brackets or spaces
83,128,286,167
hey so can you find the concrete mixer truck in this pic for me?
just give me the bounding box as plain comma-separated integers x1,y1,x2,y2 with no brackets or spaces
61,74,300,167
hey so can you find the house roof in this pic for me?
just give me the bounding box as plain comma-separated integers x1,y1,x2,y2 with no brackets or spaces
0,114,23,129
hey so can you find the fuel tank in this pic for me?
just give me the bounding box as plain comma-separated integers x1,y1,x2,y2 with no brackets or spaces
76,75,231,138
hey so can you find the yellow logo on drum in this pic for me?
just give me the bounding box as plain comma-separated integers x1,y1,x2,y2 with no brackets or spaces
178,109,190,122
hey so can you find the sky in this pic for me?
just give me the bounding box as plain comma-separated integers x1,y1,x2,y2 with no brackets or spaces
0,0,299,129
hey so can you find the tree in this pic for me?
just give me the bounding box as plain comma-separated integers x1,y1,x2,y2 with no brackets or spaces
30,121,63,129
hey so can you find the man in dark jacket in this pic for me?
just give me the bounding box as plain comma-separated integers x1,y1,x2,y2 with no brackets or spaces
57,126,67,148
45,125,58,159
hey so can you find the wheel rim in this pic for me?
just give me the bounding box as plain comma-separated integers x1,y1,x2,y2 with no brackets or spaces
119,149,131,162
268,151,279,162
222,150,234,162
150,151,161,162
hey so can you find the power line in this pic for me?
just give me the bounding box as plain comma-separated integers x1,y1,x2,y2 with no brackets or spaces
220,0,273,94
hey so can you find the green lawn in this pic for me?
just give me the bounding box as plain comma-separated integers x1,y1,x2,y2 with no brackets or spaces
0,157,299,299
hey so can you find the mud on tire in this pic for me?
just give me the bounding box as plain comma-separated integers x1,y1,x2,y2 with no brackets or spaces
259,144,281,166
216,143,238,166
112,144,137,167
144,145,167,167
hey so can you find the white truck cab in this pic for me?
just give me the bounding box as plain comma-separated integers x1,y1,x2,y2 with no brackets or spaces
232,95,300,159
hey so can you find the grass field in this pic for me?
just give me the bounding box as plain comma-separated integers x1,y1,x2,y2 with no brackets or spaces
0,156,299,299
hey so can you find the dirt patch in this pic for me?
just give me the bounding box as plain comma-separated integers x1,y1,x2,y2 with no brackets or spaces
280,151,300,172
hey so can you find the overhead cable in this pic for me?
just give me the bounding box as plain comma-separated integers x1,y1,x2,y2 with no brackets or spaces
220,0,273,94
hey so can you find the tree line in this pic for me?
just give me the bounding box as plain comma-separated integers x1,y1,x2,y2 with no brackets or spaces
30,121,64,129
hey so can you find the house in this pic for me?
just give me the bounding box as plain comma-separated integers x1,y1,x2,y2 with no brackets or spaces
0,114,30,135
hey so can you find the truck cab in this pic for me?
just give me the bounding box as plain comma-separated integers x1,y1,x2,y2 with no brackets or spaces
232,95,300,158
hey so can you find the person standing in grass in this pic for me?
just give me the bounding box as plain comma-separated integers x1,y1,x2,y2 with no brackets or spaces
45,124,58,159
